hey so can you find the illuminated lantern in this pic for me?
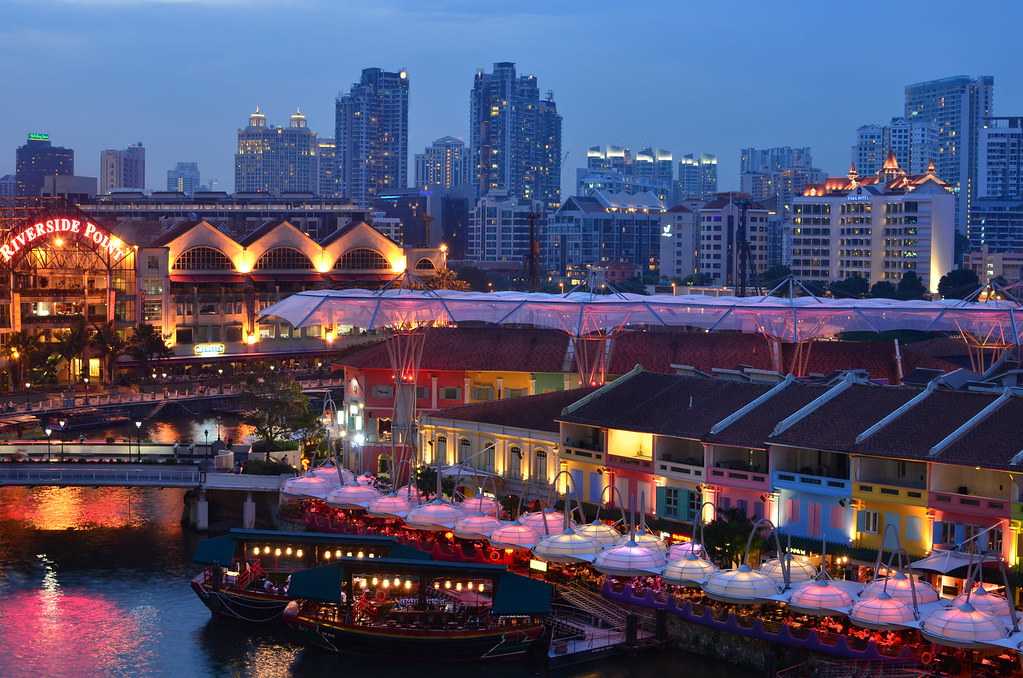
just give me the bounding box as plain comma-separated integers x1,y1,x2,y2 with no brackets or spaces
323,551,331,560
862,571,938,604
519,510,568,536
405,500,462,531
533,527,601,564
454,514,502,540
252,547,260,556
703,565,778,605
575,521,621,548
953,584,1011,617
668,542,705,561
296,549,304,558
285,547,293,556
616,528,666,553
274,548,282,557
368,494,412,519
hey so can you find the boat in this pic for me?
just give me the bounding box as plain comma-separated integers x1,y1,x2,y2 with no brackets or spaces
191,529,429,624
283,557,552,662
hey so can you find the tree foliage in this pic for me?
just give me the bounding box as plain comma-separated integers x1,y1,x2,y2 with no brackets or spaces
240,366,321,445
701,508,764,568
90,321,126,383
896,271,928,300
937,268,980,299
869,280,899,299
829,276,869,299
127,323,171,375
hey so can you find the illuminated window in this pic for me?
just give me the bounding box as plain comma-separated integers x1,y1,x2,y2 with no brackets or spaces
335,248,389,270
414,258,435,271
172,247,233,271
254,247,313,270
508,446,522,478
534,449,548,482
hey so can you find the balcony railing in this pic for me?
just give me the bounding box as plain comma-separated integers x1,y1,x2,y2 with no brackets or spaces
853,481,926,504
562,446,602,463
929,490,1009,516
656,458,704,481
606,452,653,470
772,470,850,494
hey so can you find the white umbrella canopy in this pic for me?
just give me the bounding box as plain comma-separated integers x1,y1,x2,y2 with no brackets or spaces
668,542,706,560
617,528,666,553
405,500,462,531
453,514,503,540
849,592,916,630
458,496,501,517
759,555,817,586
309,465,353,485
394,484,423,502
366,494,411,519
575,521,621,549
662,553,718,586
519,510,568,536
920,602,1007,649
326,484,382,509
703,564,779,605
953,584,1011,618
861,572,939,604
787,579,854,617
593,540,667,577
533,528,601,564
489,523,540,550
282,475,333,499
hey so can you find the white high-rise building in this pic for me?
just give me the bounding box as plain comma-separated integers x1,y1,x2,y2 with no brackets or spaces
905,75,994,233
414,136,470,190
697,193,769,287
235,108,318,195
789,154,955,293
978,117,1023,199
675,154,718,201
100,143,145,194
853,118,938,177
467,190,544,262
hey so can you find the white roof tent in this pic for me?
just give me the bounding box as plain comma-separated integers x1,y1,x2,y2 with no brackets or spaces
259,288,1023,345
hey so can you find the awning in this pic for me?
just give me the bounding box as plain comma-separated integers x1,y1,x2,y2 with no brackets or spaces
288,563,342,602
910,549,1003,574
249,273,324,283
170,274,247,284
192,535,236,567
492,572,553,616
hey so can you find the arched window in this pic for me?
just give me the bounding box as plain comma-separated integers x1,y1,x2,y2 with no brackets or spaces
335,248,390,270
172,246,233,271
508,446,522,479
533,449,548,483
414,258,436,271
436,436,447,464
458,438,471,464
254,247,313,270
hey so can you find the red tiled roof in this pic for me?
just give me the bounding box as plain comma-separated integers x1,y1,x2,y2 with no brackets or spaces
423,387,597,433
339,327,570,373
784,340,899,382
608,330,774,374
708,382,828,448
934,396,1023,469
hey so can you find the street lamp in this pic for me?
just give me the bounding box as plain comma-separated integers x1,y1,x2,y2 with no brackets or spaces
24,382,31,410
204,429,210,454
58,419,66,462
83,377,90,405
218,368,224,394
135,420,142,462
44,427,52,462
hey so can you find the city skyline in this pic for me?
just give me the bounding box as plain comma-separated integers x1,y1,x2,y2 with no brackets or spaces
3,1,1023,196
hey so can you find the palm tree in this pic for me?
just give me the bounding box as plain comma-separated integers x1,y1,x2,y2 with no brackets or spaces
90,321,126,383
55,319,90,385
6,330,40,390
127,323,171,375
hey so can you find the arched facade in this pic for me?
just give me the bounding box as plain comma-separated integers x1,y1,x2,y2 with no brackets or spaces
172,246,234,271
254,247,314,270
335,248,390,271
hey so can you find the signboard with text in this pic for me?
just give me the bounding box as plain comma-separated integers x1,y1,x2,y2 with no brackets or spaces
1,217,127,265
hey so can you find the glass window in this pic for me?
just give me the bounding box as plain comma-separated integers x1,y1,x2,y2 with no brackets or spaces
335,248,390,270
534,449,548,482
175,326,193,344
436,436,447,463
147,255,160,270
143,301,162,323
458,438,471,464
508,446,522,478
254,247,313,270
172,247,233,271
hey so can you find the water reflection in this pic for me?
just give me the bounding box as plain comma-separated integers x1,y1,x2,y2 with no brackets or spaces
101,414,257,446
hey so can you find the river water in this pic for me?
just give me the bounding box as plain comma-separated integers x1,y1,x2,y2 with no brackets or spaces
0,415,755,677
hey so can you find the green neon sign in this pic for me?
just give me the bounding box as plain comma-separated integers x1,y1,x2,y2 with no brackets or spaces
27,133,49,141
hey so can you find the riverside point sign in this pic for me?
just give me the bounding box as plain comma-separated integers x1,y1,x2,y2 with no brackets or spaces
1,217,127,264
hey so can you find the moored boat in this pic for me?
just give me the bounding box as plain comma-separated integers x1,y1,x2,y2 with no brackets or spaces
283,557,552,662
191,529,429,624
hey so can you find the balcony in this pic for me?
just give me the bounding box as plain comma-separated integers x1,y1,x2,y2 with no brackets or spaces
929,490,1010,519
853,481,927,506
772,469,850,497
606,451,653,472
708,460,769,490
561,445,603,464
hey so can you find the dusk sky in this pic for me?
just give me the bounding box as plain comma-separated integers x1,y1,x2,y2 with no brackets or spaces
4,0,1023,193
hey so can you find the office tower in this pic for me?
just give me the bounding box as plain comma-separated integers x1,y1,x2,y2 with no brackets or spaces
15,133,74,196
852,125,886,176
0,175,15,197
697,193,770,288
905,75,994,232
414,136,470,190
739,146,824,214
577,145,673,203
658,204,700,280
788,157,954,292
235,107,318,195
167,162,201,196
676,153,718,201
467,190,545,262
100,143,145,194
469,62,562,207
335,68,409,206
317,138,338,197
852,119,939,177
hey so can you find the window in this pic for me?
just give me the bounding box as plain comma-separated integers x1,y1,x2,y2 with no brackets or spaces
172,247,233,271
371,384,394,399
458,438,471,464
142,278,162,295
436,436,447,463
533,449,548,482
143,301,162,323
146,255,160,270
414,258,435,271
254,247,313,270
857,510,880,535
508,446,522,478
471,385,495,401
664,488,680,516
440,387,461,401
478,441,495,472
335,248,390,270
225,324,243,343
175,326,193,345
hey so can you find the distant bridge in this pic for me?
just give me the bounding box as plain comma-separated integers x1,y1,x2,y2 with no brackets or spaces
0,463,286,492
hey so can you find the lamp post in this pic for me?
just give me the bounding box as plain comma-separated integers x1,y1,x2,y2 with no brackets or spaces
204,429,210,455
83,377,89,406
24,382,31,411
135,420,142,462
217,368,224,394
58,419,66,462
44,427,52,462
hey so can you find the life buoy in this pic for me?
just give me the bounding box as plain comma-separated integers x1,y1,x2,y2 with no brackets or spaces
489,550,501,562
920,651,934,666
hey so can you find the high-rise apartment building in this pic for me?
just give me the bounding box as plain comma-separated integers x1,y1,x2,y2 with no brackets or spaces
852,118,939,176
675,154,718,202
335,68,409,206
414,136,470,190
0,175,15,197
658,204,700,281
697,193,770,287
15,133,74,196
788,155,955,292
470,62,562,208
317,138,338,197
905,75,994,233
235,108,318,195
579,145,673,203
978,117,1023,200
467,190,545,263
100,143,146,194
166,162,200,196
739,146,823,215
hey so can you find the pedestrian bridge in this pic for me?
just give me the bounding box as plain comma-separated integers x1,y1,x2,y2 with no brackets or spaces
0,464,286,492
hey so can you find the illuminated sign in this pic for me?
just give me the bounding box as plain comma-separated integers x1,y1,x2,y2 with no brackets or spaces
193,342,226,357
661,224,672,237
528,559,548,573
1,217,126,264
27,133,49,141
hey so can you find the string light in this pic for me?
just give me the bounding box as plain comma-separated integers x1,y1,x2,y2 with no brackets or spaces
434,582,440,590
371,577,379,586
285,547,293,556
274,548,282,557
334,550,342,559
404,580,412,590
296,549,304,558
444,580,451,589
252,547,260,556
382,580,390,589
357,551,364,559
456,582,463,591
346,551,353,558
324,550,332,560
393,577,400,587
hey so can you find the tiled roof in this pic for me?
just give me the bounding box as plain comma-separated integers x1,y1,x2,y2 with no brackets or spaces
608,330,774,374
784,340,900,382
707,382,828,448
340,327,570,373
237,218,290,246
559,370,769,440
318,220,400,248
149,219,204,247
767,384,920,451
933,395,1023,469
423,387,597,433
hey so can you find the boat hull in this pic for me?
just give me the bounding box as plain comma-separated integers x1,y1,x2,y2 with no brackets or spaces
191,579,289,624
286,614,548,662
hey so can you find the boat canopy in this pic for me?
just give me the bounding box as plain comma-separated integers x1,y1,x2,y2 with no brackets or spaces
191,529,427,567
287,558,552,616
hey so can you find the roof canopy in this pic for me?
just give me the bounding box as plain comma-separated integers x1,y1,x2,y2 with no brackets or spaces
258,289,1023,343
191,529,427,566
